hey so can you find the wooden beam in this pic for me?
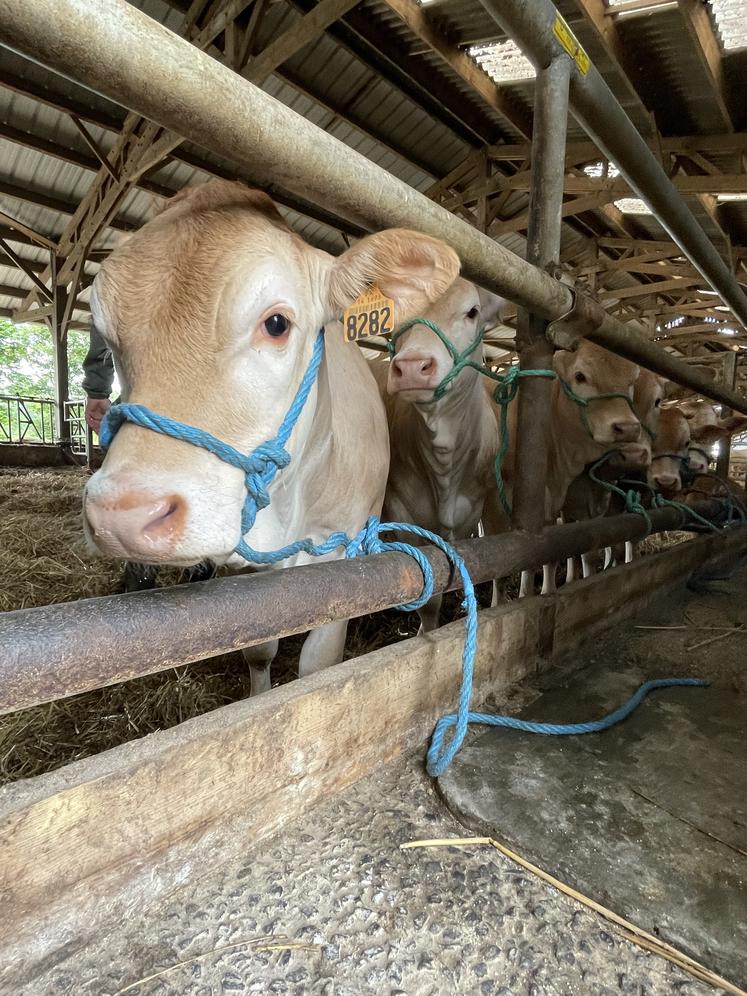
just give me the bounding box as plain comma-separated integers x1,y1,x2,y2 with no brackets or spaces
379,0,532,139
0,238,53,301
246,0,360,85
487,133,747,163
0,210,57,251
491,192,622,235
0,177,139,234
69,115,119,181
676,0,733,131
448,172,747,209
599,277,703,300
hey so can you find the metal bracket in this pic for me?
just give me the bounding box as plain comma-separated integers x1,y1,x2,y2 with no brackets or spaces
546,276,604,351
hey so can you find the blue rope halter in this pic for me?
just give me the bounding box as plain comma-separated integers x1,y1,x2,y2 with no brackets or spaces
100,330,327,557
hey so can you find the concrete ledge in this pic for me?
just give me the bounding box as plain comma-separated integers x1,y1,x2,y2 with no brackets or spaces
0,443,66,467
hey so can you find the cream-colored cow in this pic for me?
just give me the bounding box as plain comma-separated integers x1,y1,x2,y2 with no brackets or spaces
374,278,502,631
84,180,459,690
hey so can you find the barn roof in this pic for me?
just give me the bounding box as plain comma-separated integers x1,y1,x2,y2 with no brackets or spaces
0,0,746,369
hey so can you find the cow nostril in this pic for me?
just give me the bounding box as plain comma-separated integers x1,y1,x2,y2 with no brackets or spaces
142,496,185,537
421,358,434,373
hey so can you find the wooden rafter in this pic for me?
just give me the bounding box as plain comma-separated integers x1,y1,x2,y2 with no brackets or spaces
13,0,364,321
378,0,532,139
676,0,734,131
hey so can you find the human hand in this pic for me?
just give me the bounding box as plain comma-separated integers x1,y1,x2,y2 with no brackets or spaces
85,397,111,434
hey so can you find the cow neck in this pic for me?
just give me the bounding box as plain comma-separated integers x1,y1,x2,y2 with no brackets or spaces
548,379,618,512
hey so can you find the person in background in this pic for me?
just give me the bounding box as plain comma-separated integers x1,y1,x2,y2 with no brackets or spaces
82,326,215,591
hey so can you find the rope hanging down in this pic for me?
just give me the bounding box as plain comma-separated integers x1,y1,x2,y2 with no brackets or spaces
100,322,720,778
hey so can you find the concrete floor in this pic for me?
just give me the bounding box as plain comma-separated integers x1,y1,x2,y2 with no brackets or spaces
21,554,746,996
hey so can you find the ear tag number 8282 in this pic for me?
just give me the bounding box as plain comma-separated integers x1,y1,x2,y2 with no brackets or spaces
342,285,396,343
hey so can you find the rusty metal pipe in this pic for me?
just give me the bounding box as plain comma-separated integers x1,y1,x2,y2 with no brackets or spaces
2,1,747,413
0,503,733,716
512,56,571,533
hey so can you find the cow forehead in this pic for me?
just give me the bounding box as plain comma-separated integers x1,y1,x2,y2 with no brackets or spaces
96,209,310,339
571,340,638,388
657,409,690,451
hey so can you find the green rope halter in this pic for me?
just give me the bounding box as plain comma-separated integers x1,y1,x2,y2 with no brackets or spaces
388,318,485,401
388,318,655,519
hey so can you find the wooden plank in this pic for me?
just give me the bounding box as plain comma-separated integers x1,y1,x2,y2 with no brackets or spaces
2,525,746,986
488,133,747,163
0,210,57,251
599,277,702,300
246,0,359,84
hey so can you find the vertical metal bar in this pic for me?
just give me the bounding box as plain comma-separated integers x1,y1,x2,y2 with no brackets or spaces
716,352,737,478
511,55,572,533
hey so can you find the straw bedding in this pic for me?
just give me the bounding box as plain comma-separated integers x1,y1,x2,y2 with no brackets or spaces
0,468,427,784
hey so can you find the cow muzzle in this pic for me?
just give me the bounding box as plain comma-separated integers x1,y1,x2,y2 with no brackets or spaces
85,487,189,560
388,350,440,394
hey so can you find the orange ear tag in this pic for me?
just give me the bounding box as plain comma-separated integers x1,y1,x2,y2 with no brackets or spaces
342,285,396,343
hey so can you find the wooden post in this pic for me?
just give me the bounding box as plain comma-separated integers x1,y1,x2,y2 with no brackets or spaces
716,351,737,478
48,254,70,445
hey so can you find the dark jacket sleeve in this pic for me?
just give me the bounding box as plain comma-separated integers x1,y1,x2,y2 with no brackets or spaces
81,326,115,399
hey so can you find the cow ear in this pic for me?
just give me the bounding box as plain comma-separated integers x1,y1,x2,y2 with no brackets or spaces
719,414,747,435
552,348,574,379
477,288,504,329
326,229,460,323
696,425,727,447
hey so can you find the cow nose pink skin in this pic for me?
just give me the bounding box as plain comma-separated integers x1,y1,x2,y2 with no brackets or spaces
86,490,187,555
611,420,641,442
653,474,680,494
390,352,438,391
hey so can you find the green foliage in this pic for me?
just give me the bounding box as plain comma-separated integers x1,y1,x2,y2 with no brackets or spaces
0,319,89,400
0,320,90,444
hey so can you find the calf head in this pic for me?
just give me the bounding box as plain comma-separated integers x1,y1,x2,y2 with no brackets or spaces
604,368,665,472
84,180,458,565
387,278,502,403
648,407,690,496
554,341,641,447
679,400,747,473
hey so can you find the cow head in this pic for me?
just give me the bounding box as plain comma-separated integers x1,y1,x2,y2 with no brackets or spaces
678,399,747,475
647,407,690,496
554,341,641,447
386,278,503,403
84,181,458,565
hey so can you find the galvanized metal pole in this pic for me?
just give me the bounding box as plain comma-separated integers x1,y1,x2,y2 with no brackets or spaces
512,55,571,533
476,0,747,332
2,0,747,412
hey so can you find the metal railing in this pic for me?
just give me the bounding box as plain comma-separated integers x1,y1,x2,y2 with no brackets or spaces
64,400,89,455
0,395,57,446
0,396,92,456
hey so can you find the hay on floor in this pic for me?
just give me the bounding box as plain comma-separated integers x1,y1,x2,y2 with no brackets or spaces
0,467,424,784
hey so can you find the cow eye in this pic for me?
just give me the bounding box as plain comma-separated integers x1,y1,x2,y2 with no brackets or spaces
466,306,479,320
655,397,661,407
574,371,587,385
263,314,289,338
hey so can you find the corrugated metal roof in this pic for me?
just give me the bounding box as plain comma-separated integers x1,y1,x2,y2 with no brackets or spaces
0,0,744,353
